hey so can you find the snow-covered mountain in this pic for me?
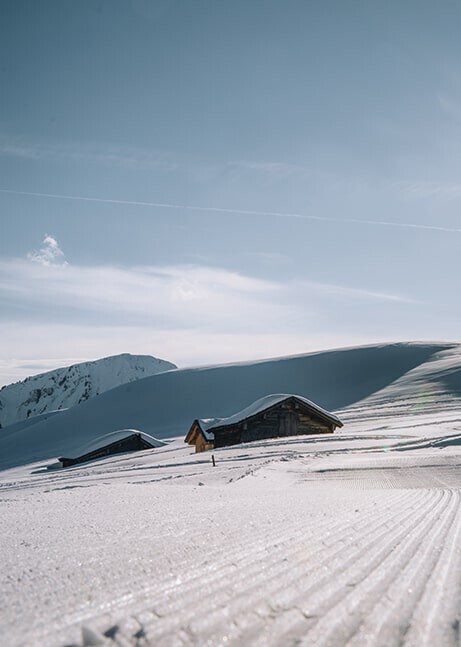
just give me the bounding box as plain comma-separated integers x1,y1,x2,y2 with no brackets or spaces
0,353,176,429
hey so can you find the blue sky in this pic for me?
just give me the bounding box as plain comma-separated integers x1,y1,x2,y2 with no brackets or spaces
1,0,461,384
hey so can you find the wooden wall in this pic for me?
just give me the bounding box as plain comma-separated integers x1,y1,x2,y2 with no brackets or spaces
214,400,334,448
195,398,336,452
195,434,215,453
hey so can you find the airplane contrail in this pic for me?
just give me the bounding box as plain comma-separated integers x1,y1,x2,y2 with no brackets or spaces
1,187,460,234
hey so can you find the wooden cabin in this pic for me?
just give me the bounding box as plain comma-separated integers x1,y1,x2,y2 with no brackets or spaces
185,393,343,453
59,429,166,467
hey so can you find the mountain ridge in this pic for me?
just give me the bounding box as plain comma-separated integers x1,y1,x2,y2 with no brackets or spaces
0,353,176,429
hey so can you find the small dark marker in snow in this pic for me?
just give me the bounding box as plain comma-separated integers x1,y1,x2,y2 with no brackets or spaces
198,482,205,486
103,625,119,639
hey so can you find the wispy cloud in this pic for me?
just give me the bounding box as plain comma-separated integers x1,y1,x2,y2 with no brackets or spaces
1,188,460,234
228,160,313,179
0,137,177,171
0,249,422,385
0,254,413,327
397,180,461,200
297,280,418,304
0,258,281,331
0,252,412,323
246,251,292,266
27,234,68,267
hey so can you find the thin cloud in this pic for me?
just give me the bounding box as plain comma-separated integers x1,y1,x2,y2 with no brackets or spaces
0,257,423,386
398,180,461,200
0,257,414,335
0,138,177,171
0,260,281,331
228,160,313,179
298,279,420,304
247,251,292,266
1,188,460,234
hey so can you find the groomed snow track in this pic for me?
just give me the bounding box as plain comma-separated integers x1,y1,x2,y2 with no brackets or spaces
1,430,461,647
73,485,461,647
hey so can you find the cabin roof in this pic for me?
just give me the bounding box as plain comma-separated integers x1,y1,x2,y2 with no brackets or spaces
59,429,167,460
192,393,343,441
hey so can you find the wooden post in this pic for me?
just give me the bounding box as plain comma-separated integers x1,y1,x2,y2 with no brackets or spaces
211,454,216,467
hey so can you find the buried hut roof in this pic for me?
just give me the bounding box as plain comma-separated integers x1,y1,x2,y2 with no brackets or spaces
59,429,167,461
191,393,343,442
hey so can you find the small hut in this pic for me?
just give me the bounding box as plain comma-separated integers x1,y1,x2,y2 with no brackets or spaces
185,394,343,453
58,429,166,467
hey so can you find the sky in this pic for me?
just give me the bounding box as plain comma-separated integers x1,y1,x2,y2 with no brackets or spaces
1,0,461,385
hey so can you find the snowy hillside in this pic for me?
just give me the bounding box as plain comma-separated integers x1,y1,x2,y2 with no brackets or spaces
1,341,460,470
0,353,176,429
1,341,461,646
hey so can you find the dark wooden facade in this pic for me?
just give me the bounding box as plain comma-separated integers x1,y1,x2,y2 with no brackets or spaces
185,395,342,453
59,432,154,467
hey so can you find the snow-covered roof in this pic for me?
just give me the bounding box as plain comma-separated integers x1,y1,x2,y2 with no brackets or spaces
196,394,343,440
60,429,167,459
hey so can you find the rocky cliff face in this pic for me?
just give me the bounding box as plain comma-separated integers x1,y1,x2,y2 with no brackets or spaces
0,353,176,428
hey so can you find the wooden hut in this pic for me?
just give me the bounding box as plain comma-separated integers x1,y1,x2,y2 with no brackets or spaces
185,394,343,453
58,429,166,467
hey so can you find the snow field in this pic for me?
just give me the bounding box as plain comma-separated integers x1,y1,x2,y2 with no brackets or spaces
2,341,461,645
1,421,461,646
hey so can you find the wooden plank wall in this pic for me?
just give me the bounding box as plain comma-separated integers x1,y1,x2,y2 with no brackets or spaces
221,403,333,445
198,400,335,451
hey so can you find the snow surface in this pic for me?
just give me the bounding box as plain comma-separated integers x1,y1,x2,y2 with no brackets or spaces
1,342,461,646
60,429,167,460
0,353,176,429
197,393,343,439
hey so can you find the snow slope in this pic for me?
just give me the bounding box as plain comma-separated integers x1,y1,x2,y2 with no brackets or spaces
1,399,460,646
0,353,176,429
1,341,461,646
0,341,459,470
